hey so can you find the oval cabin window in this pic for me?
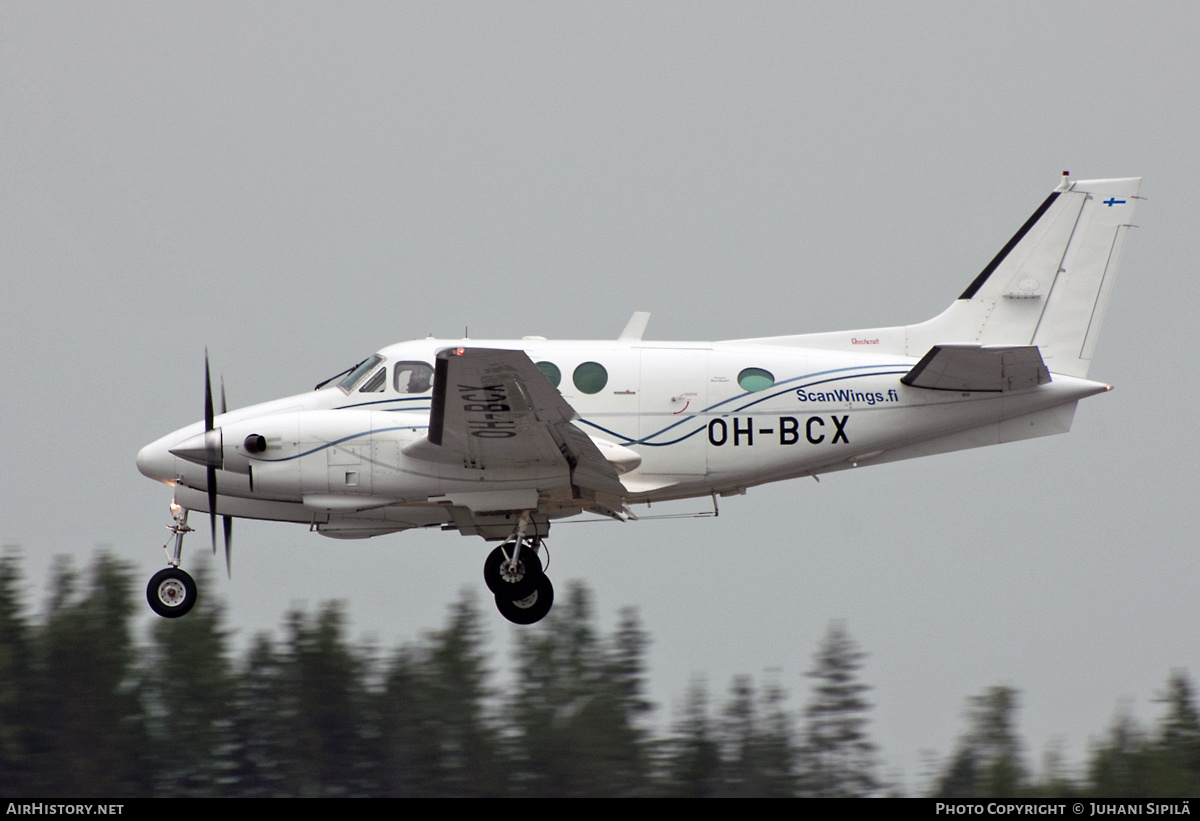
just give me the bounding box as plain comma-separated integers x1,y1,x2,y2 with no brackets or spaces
572,362,608,394
737,367,775,392
536,361,562,388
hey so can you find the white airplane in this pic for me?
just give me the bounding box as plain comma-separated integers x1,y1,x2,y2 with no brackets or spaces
137,174,1141,624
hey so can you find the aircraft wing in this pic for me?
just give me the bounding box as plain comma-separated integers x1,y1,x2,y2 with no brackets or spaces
403,347,627,499
901,344,1051,392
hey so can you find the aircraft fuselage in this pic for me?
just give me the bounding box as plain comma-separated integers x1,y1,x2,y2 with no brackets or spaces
138,336,1107,538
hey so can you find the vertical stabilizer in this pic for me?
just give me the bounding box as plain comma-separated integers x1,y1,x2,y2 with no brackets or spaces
729,175,1142,374
909,176,1141,376
1030,179,1140,376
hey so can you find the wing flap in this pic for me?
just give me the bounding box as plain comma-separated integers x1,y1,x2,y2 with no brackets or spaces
901,344,1051,392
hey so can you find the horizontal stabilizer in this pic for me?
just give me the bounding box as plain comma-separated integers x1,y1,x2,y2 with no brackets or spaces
901,344,1050,392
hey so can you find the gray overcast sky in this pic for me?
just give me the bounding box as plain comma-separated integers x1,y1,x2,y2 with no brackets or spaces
3,1,1198,791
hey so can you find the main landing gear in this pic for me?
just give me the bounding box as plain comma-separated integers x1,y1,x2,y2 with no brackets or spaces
147,502,199,619
494,575,554,625
485,512,555,625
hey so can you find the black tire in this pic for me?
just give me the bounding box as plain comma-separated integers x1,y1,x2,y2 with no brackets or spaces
495,575,554,625
483,541,542,598
146,567,197,619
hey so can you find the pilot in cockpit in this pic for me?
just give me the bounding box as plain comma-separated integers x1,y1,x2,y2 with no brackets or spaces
395,361,433,394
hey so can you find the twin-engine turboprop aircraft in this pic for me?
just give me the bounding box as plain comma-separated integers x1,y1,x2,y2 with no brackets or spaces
138,174,1141,624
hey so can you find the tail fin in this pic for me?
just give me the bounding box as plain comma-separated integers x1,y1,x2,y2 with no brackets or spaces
910,175,1142,377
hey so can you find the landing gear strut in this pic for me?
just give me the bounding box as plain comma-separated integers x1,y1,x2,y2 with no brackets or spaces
488,511,554,624
146,501,199,619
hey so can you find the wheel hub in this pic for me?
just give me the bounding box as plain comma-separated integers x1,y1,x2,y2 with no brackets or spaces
157,579,187,607
499,558,525,584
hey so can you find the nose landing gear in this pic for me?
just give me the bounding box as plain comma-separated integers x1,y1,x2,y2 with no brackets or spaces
146,501,198,619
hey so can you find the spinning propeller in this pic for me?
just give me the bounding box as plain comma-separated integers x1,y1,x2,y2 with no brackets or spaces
169,350,234,577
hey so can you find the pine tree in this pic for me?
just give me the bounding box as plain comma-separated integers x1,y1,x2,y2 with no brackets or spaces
143,565,236,796
718,675,760,796
712,673,798,796
1029,739,1081,797
378,591,502,796
935,686,1025,797
798,621,879,796
507,583,653,796
0,546,37,794
1147,671,1200,796
756,674,799,796
227,633,293,796
36,554,151,796
660,676,721,796
598,606,654,794
280,602,376,795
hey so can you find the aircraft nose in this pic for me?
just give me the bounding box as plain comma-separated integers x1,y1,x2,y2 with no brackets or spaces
137,436,177,484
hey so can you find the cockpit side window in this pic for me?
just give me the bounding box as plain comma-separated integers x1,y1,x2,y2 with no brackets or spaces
336,355,384,393
358,367,387,393
394,361,434,394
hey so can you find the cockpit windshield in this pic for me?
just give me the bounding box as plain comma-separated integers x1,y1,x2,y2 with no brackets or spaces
338,355,384,392
315,354,385,393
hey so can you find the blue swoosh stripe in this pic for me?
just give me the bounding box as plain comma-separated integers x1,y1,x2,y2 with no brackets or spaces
579,365,911,446
335,396,432,410
262,363,911,456
255,426,414,462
